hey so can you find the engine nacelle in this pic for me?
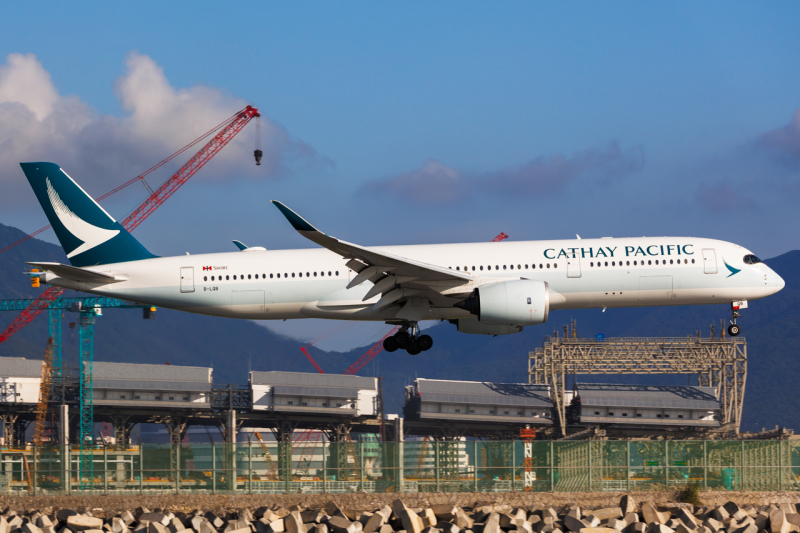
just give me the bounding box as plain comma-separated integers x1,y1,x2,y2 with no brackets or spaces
456,279,550,326
455,317,523,336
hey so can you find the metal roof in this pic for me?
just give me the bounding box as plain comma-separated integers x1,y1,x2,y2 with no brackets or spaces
0,357,43,378
415,379,552,407
250,371,377,390
91,362,212,390
574,383,720,410
273,385,360,399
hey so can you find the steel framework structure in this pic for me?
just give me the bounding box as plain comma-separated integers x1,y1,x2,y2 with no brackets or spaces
528,336,747,437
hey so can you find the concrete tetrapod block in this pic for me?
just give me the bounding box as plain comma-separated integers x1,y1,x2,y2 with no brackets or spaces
564,517,589,533
677,510,698,530
483,514,501,533
594,511,624,522
620,500,637,518
0,518,10,533
703,520,722,533
608,519,627,532
22,524,43,533
517,523,534,533
198,521,217,533
68,517,105,533
431,509,459,523
568,510,582,521
270,520,287,533
712,510,729,523
378,526,393,533
168,519,185,533
286,513,307,533
364,515,386,533
317,525,329,533
392,502,410,520
771,511,791,533
626,523,647,533
148,523,168,533
421,511,438,529
454,512,473,531
642,505,670,526
648,525,675,533
37,518,54,529
584,518,601,529
328,517,359,533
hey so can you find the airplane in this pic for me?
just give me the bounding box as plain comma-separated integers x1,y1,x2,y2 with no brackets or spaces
20,162,785,355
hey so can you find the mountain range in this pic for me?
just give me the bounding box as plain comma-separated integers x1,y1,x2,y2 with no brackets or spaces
1,222,797,433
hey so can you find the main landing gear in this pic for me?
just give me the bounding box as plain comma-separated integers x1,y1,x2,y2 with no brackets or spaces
383,322,433,355
727,302,742,337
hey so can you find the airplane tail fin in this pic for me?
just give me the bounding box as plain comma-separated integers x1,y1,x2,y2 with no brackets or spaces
20,162,156,267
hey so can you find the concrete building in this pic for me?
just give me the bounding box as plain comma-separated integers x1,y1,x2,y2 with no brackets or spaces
250,371,378,417
0,357,43,404
569,383,720,427
91,362,213,408
404,378,553,425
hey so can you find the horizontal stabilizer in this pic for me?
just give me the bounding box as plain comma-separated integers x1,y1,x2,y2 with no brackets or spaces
27,262,124,284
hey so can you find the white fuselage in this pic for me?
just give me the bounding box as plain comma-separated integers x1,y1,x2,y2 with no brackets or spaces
42,236,785,323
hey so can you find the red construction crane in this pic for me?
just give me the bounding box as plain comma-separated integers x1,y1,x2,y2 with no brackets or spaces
0,106,261,346
491,232,509,242
299,346,325,374
343,326,399,375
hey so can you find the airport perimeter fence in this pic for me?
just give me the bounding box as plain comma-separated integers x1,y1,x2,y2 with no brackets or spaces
2,439,800,495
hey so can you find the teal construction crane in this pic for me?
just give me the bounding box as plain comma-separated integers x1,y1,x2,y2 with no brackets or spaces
0,296,153,488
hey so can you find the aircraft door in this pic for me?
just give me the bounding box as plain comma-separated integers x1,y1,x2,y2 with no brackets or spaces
702,248,718,274
180,267,194,293
567,255,581,278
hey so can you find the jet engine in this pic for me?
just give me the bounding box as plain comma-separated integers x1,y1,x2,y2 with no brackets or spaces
455,279,550,326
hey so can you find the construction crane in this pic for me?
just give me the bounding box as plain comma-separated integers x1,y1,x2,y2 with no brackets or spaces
491,232,509,242
0,106,260,489
0,105,261,347
343,327,399,375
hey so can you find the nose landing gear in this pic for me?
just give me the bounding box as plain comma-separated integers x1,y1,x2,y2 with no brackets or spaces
382,322,433,354
727,302,744,337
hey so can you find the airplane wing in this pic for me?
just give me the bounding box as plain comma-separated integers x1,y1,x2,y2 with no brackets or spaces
27,262,124,284
272,201,473,313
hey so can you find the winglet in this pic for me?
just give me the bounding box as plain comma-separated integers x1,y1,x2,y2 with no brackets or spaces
232,240,248,251
271,200,319,233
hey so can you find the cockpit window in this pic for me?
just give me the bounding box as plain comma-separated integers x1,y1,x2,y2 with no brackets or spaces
743,254,762,265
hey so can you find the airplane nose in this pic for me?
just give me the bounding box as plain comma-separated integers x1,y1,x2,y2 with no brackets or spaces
775,272,785,292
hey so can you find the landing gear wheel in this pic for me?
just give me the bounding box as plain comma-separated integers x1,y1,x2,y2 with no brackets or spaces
418,334,433,351
406,339,422,355
727,324,741,337
395,330,411,348
383,336,399,352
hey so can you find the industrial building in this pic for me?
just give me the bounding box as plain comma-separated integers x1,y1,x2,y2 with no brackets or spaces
250,371,378,417
92,362,213,408
0,357,42,404
403,378,553,438
567,383,721,427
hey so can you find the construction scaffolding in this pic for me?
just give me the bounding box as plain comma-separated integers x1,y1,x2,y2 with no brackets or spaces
528,336,747,437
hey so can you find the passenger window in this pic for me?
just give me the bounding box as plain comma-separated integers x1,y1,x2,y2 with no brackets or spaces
670,259,673,264
633,261,637,265
456,266,460,270
539,264,543,269
204,276,207,281
270,274,274,278
554,263,557,268
626,261,630,266
525,264,528,269
691,259,695,264
472,266,475,271
532,264,535,269
211,276,215,281
314,272,317,277
518,265,521,269
464,266,468,271
285,273,288,277
292,273,295,278
248,274,251,279
656,260,659,265
612,261,615,266
299,272,302,277
233,275,237,280
684,259,688,264
547,263,550,269
648,260,652,265
590,262,594,267
496,265,500,270
604,262,608,267
336,271,339,276
262,273,265,278
307,272,310,277
226,275,230,280
510,265,514,270
503,265,507,270
320,271,324,276
479,266,483,270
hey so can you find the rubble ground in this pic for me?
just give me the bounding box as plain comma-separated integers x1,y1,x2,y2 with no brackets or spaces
3,492,800,533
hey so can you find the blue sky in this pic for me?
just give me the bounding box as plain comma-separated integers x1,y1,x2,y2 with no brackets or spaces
1,2,799,349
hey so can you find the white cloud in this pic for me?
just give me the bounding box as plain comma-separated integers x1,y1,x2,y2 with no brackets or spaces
0,52,320,210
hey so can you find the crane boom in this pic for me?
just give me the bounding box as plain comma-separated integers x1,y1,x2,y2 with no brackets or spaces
122,105,260,231
343,326,399,376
